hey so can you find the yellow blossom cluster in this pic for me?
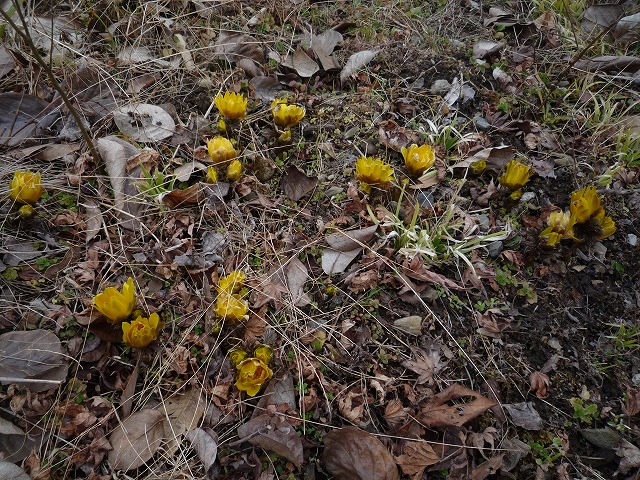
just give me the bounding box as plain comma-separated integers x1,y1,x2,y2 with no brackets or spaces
92,277,164,348
540,186,616,246
215,91,247,120
214,271,249,322
229,344,274,396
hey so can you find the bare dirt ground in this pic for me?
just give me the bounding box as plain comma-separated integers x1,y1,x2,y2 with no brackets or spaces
2,0,640,479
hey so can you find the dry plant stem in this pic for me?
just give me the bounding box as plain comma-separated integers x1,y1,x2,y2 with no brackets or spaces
0,2,99,161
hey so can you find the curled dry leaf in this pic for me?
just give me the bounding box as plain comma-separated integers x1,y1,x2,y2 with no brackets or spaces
394,441,441,479
340,50,379,83
185,428,218,473
323,427,399,480
0,329,68,392
281,165,318,201
529,371,550,399
107,409,165,471
237,413,303,467
419,383,496,428
616,439,640,475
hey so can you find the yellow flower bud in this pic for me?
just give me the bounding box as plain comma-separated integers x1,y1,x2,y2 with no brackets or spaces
229,349,248,367
235,357,273,396
215,91,247,120
593,210,616,239
271,99,305,128
470,160,487,176
540,211,576,246
93,277,136,323
253,344,273,365
498,160,534,191
226,160,243,182
401,144,436,176
10,170,43,205
213,292,249,323
207,137,237,165
217,119,227,133
122,313,164,348
18,204,36,219
277,129,292,143
569,187,602,224
206,166,219,183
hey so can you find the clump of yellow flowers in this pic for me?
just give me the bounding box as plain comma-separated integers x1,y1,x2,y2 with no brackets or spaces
10,171,43,216
355,156,395,193
215,91,247,120
271,99,305,128
214,271,249,322
402,144,436,176
230,344,274,396
93,277,137,323
498,160,534,200
122,313,164,348
207,137,237,165
540,186,616,246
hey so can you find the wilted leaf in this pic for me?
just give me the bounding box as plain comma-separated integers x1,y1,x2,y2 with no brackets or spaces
419,384,496,428
624,386,640,416
161,183,205,208
0,461,30,480
0,418,35,463
0,93,58,146
500,437,530,472
174,161,207,182
83,199,104,243
113,104,176,142
96,136,143,230
237,414,303,467
326,225,378,251
340,50,379,83
395,441,441,479
503,402,543,430
378,119,420,152
321,247,361,275
250,76,283,102
529,372,550,399
281,165,318,201
162,389,206,456
107,409,165,471
402,345,446,385
616,439,640,475
465,145,514,173
0,329,68,392
214,31,264,68
471,455,504,480
185,428,218,473
323,427,399,480
393,316,423,336
581,4,624,34
291,46,319,78
574,55,640,78
402,257,463,290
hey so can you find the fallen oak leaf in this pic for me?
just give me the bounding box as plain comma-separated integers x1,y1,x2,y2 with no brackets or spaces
418,383,496,428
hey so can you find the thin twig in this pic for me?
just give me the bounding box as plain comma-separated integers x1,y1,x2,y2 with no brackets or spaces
0,1,100,160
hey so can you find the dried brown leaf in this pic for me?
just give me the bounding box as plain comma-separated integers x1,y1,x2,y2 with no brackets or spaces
185,428,218,473
402,345,446,386
419,383,496,428
624,387,640,416
281,165,318,201
237,413,303,467
107,409,165,471
161,183,205,208
503,402,543,430
616,439,640,475
0,418,35,463
323,427,399,480
395,441,441,479
162,388,206,456
326,225,378,251
0,329,68,392
529,372,550,399
340,50,379,83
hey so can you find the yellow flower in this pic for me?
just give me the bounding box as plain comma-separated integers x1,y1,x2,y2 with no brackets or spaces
498,160,534,191
470,160,487,176
217,119,227,133
122,313,164,348
10,170,43,205
593,210,616,239
218,271,245,294
540,211,575,246
206,166,219,183
401,144,436,176
236,357,273,396
207,137,237,165
229,349,248,367
226,160,243,182
93,277,136,323
214,293,249,323
277,129,292,144
570,187,602,224
271,99,306,128
215,91,247,120
18,204,36,219
253,344,273,365
355,156,395,193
